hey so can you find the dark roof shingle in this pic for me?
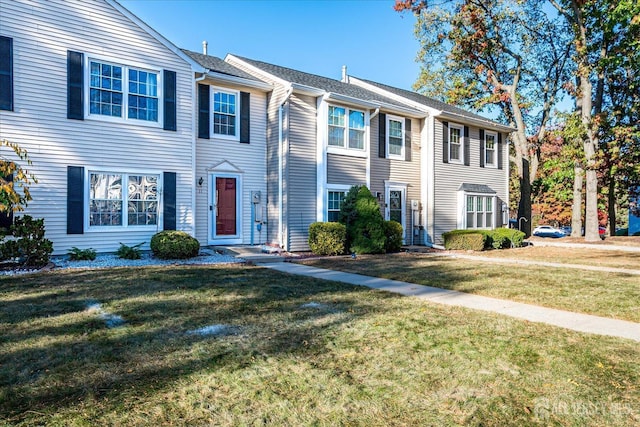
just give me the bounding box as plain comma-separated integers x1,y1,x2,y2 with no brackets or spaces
182,49,263,82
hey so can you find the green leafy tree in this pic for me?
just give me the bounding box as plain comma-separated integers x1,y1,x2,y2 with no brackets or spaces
395,0,572,236
1,139,37,215
339,185,386,254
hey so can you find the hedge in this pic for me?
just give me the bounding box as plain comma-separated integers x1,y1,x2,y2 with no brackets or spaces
384,220,404,253
443,228,526,251
308,222,347,256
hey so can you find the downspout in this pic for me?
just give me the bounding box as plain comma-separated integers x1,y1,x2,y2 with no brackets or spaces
278,86,293,249
366,107,380,190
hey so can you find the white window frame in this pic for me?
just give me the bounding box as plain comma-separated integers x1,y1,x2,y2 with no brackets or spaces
211,86,240,141
386,114,405,160
326,104,367,157
464,193,495,229
85,55,162,127
448,123,464,164
325,184,351,222
484,131,498,168
85,169,163,232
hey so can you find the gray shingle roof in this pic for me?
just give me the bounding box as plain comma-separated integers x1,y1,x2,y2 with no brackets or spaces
230,55,410,109
353,77,504,126
182,49,263,82
458,183,497,194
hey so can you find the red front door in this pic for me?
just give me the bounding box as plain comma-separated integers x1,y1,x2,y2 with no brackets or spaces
215,177,237,236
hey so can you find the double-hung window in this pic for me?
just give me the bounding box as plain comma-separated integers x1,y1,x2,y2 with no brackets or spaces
328,105,365,151
327,190,346,222
213,89,238,138
449,124,463,163
89,59,159,123
387,115,404,159
465,195,494,229
484,131,497,167
89,172,159,228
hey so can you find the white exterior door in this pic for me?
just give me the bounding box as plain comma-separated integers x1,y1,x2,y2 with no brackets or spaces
385,184,407,242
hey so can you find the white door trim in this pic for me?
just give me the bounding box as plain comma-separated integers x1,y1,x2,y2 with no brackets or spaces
384,181,408,243
209,172,243,245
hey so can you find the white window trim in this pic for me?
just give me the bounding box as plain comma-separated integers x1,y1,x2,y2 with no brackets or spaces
326,104,368,158
448,123,464,164
211,86,240,141
84,55,163,128
85,168,164,232
484,130,498,168
386,114,405,160
462,193,496,230
325,184,352,222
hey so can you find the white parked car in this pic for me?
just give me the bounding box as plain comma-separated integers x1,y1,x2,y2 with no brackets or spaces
532,225,566,238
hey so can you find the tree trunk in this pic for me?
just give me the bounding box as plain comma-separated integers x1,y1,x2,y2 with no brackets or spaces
608,178,616,236
571,164,583,237
517,157,532,237
584,168,600,241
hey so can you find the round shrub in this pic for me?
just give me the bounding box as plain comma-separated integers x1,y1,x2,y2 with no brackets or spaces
384,220,404,253
150,230,200,259
308,222,346,255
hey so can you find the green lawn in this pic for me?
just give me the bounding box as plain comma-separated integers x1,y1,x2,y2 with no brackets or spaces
299,253,640,322
1,265,638,426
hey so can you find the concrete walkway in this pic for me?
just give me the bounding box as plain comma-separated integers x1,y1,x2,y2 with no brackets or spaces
258,261,640,343
528,239,640,252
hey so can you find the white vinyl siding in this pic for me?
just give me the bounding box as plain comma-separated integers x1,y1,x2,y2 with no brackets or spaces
0,0,195,254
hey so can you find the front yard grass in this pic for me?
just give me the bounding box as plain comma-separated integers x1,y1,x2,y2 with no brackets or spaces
1,265,639,426
299,252,640,322
473,245,640,270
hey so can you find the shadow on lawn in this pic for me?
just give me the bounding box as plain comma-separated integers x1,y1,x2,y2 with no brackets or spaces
0,264,402,421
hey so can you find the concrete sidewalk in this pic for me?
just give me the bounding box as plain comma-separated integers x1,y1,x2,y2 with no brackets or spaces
259,261,640,343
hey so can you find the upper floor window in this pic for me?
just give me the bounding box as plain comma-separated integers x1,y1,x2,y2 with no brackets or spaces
387,115,404,159
213,89,238,138
89,172,158,228
449,123,463,163
328,105,365,151
484,131,497,167
89,60,159,122
0,36,13,111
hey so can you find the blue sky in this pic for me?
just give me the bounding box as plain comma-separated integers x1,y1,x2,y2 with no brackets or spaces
120,0,421,90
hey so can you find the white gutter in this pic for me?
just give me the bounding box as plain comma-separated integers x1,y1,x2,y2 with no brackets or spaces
436,111,514,132
290,82,326,97
278,86,294,249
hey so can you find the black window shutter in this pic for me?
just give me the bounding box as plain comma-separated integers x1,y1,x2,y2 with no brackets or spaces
240,91,250,143
479,129,485,168
0,36,13,111
0,174,14,229
442,121,449,163
163,70,177,131
67,166,84,234
67,51,84,120
163,171,176,230
378,113,386,158
198,84,210,139
463,126,470,166
497,133,503,169
405,118,412,162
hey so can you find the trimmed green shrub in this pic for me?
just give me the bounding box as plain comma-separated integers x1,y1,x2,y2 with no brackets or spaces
442,229,488,251
384,220,404,253
67,247,97,261
347,186,386,254
150,231,200,259
117,242,144,260
308,222,346,256
0,215,53,267
488,228,526,249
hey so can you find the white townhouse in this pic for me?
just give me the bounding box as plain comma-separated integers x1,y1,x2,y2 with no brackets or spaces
0,0,205,254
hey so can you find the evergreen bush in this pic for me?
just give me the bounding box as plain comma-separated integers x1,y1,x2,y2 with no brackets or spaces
308,222,346,255
150,231,200,259
347,186,385,254
384,220,404,253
